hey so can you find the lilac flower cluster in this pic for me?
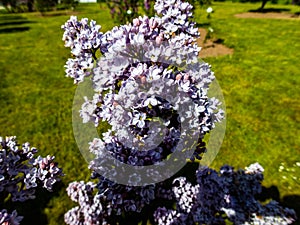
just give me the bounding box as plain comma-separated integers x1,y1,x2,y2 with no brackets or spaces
0,136,63,200
62,0,224,196
62,0,297,224
154,0,198,39
0,210,23,225
0,136,63,225
64,181,105,225
63,0,223,172
61,16,102,83
154,163,297,225
65,178,176,225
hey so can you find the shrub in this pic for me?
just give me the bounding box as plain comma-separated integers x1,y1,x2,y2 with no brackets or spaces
0,0,28,13
61,0,297,224
35,0,57,13
105,0,153,24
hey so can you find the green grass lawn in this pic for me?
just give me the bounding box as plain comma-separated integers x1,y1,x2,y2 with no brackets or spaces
195,1,300,190
0,2,299,224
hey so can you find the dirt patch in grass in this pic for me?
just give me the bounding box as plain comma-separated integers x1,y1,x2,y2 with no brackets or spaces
197,28,234,58
235,12,300,20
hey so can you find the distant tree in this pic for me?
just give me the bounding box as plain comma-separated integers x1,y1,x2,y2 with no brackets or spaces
60,0,77,9
35,0,57,13
27,0,34,11
105,0,150,24
0,0,18,12
0,0,77,13
235,0,281,11
292,0,300,5
188,0,211,7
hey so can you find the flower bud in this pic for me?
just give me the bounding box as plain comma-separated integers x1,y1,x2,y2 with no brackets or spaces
149,18,158,29
133,18,140,26
155,34,164,45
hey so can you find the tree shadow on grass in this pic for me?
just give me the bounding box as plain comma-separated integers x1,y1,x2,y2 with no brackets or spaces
0,15,35,34
37,11,78,17
249,8,291,13
257,185,281,202
293,12,300,17
196,22,211,28
0,20,36,26
282,195,300,225
0,26,30,34
257,185,300,225
0,27,30,34
0,15,27,20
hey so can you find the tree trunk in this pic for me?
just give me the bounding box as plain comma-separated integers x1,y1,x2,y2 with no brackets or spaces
259,0,268,10
27,0,34,12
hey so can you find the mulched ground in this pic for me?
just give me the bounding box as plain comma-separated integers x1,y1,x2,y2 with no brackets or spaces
235,12,300,20
197,28,234,58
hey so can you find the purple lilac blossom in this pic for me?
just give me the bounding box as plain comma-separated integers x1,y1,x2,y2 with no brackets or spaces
0,209,23,225
62,1,218,221
62,0,216,222
144,0,151,10
61,16,103,83
0,136,64,224
0,136,63,202
62,0,296,224
65,176,183,225
61,0,223,188
64,181,105,225
153,163,297,225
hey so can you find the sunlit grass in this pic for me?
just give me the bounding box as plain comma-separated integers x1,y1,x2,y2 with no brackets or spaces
0,2,299,224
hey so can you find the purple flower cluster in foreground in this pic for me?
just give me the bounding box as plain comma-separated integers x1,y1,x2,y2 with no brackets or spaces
154,163,296,225
65,163,297,225
61,0,297,224
0,136,63,225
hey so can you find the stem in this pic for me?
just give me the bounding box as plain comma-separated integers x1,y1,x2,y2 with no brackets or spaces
91,49,98,61
0,191,9,206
